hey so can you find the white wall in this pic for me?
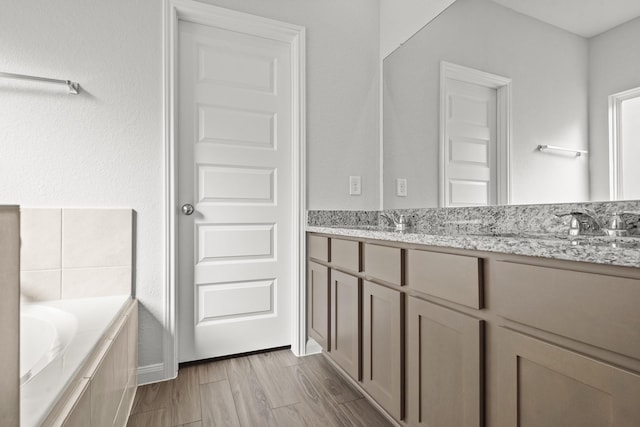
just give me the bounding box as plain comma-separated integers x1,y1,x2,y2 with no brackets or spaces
383,0,590,208
588,16,640,201
380,0,456,59
0,0,166,377
198,0,381,211
0,0,380,380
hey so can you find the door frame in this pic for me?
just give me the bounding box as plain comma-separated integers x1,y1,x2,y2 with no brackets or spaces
159,0,306,382
608,86,640,200
439,61,512,207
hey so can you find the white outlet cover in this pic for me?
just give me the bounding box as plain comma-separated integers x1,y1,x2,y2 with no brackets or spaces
349,176,361,195
397,178,407,197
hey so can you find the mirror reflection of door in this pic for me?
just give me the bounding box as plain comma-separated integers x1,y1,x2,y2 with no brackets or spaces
609,87,640,200
440,62,512,207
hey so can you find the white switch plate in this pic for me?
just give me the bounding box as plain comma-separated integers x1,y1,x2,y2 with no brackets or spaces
396,178,407,197
349,176,361,195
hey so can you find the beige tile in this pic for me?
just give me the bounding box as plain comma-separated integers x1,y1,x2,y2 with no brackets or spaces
62,267,131,299
62,209,132,269
91,344,117,427
62,380,91,427
20,208,61,271
0,206,20,427
20,269,61,301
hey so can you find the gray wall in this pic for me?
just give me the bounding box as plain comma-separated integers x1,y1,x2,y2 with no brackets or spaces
0,0,380,379
383,0,589,208
588,16,640,201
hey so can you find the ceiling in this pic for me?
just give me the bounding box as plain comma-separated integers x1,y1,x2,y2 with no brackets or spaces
492,0,640,38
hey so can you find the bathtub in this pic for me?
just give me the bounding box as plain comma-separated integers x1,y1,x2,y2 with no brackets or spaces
20,295,133,427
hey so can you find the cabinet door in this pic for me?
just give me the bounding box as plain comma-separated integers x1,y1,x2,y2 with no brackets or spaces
308,261,330,350
407,297,483,427
362,281,403,420
496,328,640,427
329,269,361,380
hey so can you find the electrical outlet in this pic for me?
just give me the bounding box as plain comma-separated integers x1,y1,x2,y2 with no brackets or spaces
396,178,407,197
349,176,361,195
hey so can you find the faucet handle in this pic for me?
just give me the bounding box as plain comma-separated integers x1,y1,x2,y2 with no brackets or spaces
555,210,603,236
555,212,582,236
380,212,409,230
603,212,640,236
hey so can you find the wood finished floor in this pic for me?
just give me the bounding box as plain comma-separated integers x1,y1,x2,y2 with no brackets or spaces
127,349,392,427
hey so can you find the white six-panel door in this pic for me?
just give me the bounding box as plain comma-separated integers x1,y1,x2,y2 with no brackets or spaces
177,18,293,362
439,62,511,207
443,78,498,207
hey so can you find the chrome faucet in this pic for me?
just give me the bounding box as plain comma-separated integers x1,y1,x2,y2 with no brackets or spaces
602,212,640,236
380,212,409,231
555,209,604,236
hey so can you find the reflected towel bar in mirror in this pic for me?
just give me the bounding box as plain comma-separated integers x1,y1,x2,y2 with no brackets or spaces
537,144,588,157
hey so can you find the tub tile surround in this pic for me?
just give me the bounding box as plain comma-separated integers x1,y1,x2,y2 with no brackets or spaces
0,206,20,426
307,200,640,267
20,208,133,301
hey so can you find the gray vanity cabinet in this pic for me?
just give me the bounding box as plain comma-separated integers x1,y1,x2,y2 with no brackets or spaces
407,296,483,427
362,280,403,420
495,328,640,427
307,231,640,426
329,269,361,380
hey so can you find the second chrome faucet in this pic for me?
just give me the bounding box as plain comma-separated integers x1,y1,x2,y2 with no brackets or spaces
556,210,640,236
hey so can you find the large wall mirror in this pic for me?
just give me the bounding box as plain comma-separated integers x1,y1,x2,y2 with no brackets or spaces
383,0,640,208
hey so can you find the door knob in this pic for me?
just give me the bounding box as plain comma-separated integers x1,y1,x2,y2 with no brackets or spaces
181,204,194,216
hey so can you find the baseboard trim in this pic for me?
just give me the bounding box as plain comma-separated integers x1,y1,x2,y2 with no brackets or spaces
137,363,171,386
305,338,323,355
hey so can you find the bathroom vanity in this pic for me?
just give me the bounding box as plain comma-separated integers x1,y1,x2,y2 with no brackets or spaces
306,228,640,426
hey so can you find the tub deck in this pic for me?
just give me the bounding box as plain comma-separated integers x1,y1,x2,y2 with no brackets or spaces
20,295,133,427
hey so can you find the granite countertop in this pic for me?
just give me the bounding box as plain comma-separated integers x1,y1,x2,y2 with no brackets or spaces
307,225,640,268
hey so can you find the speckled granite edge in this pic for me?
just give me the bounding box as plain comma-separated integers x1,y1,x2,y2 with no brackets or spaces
306,225,640,268
307,200,640,268
308,200,640,235
306,210,378,227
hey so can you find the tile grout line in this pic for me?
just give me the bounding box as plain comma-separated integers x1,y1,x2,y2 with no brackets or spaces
59,208,64,299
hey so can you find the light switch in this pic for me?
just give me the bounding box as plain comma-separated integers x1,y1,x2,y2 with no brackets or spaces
396,178,407,197
349,176,361,195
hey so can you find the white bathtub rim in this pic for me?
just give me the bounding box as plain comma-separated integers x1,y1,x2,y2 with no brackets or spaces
20,305,79,385
20,294,132,427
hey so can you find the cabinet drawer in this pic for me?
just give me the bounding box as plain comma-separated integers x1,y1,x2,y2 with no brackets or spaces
492,261,640,360
364,243,402,285
406,249,482,309
308,234,329,262
331,238,360,272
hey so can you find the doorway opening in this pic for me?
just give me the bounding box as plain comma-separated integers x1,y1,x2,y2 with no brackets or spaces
609,86,640,200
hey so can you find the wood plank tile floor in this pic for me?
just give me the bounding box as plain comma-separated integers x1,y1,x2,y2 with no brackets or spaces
127,349,393,427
